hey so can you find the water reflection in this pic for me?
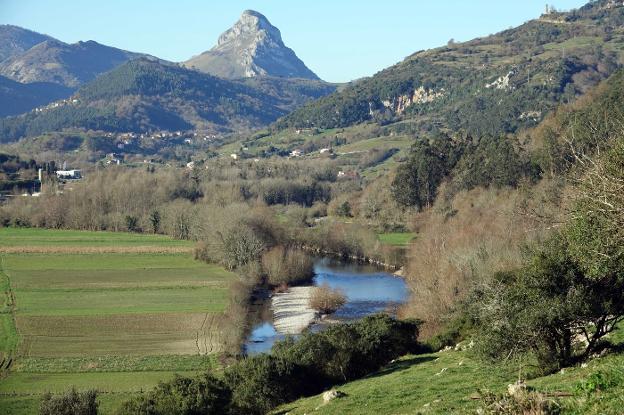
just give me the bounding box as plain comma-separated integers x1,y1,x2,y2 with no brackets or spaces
244,258,408,355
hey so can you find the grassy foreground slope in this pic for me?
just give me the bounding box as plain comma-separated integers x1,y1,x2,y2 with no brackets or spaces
0,228,236,414
274,330,624,415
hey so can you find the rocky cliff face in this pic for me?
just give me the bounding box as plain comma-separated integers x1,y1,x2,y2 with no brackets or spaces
376,86,445,115
185,10,319,80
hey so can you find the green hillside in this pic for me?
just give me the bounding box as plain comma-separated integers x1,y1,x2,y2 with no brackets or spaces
275,1,624,137
273,329,624,415
0,76,71,117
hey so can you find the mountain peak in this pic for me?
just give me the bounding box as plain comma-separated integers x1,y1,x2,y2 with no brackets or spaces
241,9,268,19
215,9,282,49
185,11,319,80
238,10,274,32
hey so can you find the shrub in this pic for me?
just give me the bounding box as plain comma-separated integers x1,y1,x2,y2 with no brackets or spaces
224,355,306,415
309,284,346,314
479,390,561,415
261,246,314,286
400,186,541,339
273,314,420,384
335,201,352,217
116,373,230,415
40,389,98,415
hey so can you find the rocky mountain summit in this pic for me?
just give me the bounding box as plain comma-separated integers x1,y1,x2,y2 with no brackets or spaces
185,10,319,80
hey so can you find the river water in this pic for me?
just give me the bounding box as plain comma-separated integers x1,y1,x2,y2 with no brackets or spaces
244,258,409,355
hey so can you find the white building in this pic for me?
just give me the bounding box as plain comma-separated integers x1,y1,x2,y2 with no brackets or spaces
56,170,82,180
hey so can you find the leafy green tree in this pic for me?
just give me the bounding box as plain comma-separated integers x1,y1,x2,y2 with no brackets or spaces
451,135,532,190
124,215,139,232
391,135,458,209
148,210,161,234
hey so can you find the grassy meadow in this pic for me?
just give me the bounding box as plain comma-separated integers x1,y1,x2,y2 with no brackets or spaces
273,328,624,415
0,228,236,414
378,232,415,247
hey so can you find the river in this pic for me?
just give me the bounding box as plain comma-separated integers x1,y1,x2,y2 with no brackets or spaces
244,258,409,355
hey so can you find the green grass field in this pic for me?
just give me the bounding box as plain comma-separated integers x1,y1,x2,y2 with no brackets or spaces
0,228,193,248
378,232,415,247
0,228,236,414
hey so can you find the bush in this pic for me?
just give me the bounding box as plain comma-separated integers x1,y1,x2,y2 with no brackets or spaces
40,389,97,415
335,201,352,217
224,354,307,415
309,284,346,314
117,373,230,415
273,314,421,384
261,246,314,286
479,390,561,415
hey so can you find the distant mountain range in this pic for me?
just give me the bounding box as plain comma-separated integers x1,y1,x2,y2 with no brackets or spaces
0,38,152,88
0,25,53,62
0,59,335,141
0,25,155,119
184,10,319,80
6,0,623,147
0,13,332,138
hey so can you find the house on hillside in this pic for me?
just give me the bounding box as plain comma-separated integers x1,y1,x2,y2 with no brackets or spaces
56,169,82,180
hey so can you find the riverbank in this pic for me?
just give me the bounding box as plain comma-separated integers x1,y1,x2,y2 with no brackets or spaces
298,245,403,271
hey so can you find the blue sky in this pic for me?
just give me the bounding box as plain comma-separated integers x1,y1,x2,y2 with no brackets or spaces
2,0,588,82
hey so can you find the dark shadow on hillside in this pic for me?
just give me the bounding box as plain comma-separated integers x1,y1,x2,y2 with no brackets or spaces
363,355,437,380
